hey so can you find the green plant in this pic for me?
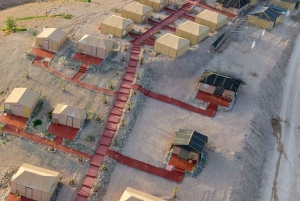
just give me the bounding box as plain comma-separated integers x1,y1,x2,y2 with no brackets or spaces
103,95,107,104
121,118,125,127
102,165,108,171
32,30,37,36
65,139,71,145
95,114,101,122
15,28,27,32
25,69,30,79
127,102,133,111
78,155,84,162
47,110,53,121
86,135,95,142
33,119,42,127
61,82,66,92
173,187,179,198
5,17,17,31
109,80,114,89
0,91,4,95
114,139,118,146
49,139,55,151
63,14,73,19
137,73,141,80
140,57,144,65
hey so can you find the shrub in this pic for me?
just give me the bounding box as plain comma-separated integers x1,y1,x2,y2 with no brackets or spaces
63,14,73,19
5,17,17,31
33,119,42,127
32,30,37,36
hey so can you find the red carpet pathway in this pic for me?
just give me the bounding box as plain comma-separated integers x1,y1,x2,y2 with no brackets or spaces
106,150,185,183
132,84,218,117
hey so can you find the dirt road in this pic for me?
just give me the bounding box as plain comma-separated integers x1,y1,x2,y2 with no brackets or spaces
261,34,300,201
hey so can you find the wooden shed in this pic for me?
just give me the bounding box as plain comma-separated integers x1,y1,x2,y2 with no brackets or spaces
101,15,134,38
52,104,86,129
139,0,168,12
175,21,209,44
77,35,113,59
10,163,59,201
121,2,153,23
154,33,190,58
35,28,68,52
195,10,228,32
247,7,282,30
4,88,39,118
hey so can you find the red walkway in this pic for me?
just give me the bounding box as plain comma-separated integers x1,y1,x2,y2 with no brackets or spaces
168,154,197,172
48,123,79,140
5,194,35,201
196,90,231,108
106,150,185,183
132,84,217,117
30,48,55,59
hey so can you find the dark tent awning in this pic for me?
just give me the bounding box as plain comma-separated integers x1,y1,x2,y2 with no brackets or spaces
248,7,282,22
216,0,249,9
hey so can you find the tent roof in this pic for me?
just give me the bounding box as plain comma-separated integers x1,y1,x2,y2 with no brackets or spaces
172,129,208,154
199,70,242,92
11,163,59,193
196,10,228,23
120,187,163,201
36,28,67,42
156,33,190,49
53,104,86,119
4,88,39,108
78,34,113,49
143,0,166,3
248,6,281,21
216,0,249,9
123,2,153,15
177,21,210,36
102,15,134,29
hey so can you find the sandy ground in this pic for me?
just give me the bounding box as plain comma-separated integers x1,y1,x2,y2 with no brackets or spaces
0,136,89,201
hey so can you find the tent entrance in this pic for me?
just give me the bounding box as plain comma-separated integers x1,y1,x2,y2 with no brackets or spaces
92,46,97,57
67,116,74,127
12,105,22,116
25,187,33,199
43,39,49,50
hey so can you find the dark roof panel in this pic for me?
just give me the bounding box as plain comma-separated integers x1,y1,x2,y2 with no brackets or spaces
216,0,249,8
249,7,282,22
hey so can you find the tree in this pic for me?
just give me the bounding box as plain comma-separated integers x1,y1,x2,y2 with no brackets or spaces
5,17,17,31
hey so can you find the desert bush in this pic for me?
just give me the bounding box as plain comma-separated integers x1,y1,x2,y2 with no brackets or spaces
33,119,42,127
5,17,17,31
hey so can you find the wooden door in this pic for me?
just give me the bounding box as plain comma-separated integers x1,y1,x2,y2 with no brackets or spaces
42,39,49,50
25,187,33,199
92,47,97,57
67,116,73,127
13,105,22,116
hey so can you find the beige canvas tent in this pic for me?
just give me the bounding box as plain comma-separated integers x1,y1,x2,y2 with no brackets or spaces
175,21,209,44
52,104,86,129
101,15,134,38
4,88,39,118
247,7,282,30
139,0,168,11
195,10,228,32
10,163,59,201
120,187,163,201
121,2,153,23
154,33,190,58
270,0,299,11
35,28,68,52
77,35,113,59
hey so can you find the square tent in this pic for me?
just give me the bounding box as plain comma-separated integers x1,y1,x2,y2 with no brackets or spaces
154,33,190,58
77,34,113,59
52,104,86,129
247,7,282,30
101,15,134,38
195,10,228,32
170,129,208,161
175,21,210,44
121,2,153,23
35,28,68,52
10,163,59,201
139,0,168,11
4,88,39,118
120,187,163,201
270,0,299,11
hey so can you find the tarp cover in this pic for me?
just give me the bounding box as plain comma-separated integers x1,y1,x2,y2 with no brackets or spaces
248,6,281,21
216,0,249,8
78,34,113,49
4,88,39,108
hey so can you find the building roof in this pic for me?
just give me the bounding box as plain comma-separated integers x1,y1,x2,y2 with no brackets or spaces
143,0,166,3
36,28,67,42
102,15,134,29
176,21,210,36
11,163,59,193
280,0,299,3
248,6,282,21
216,0,249,8
78,34,113,49
53,104,86,119
199,70,242,92
120,187,163,201
156,33,190,49
123,2,153,15
196,10,228,23
172,129,208,155
4,88,39,108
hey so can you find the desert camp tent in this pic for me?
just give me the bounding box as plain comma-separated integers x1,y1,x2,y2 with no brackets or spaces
35,28,68,52
270,0,299,11
52,104,86,129
121,2,153,23
10,163,59,201
101,15,134,38
77,35,113,59
120,187,163,201
4,88,39,118
139,0,168,11
154,33,190,58
247,7,282,30
170,129,208,161
175,21,209,44
216,0,249,15
195,10,228,32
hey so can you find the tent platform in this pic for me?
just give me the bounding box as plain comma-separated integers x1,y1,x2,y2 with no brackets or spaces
168,154,197,172
0,114,27,128
48,123,79,140
72,53,103,66
5,193,35,201
30,48,55,59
